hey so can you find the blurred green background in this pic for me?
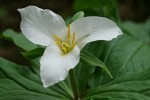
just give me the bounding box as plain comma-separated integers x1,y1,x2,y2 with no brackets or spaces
0,0,149,65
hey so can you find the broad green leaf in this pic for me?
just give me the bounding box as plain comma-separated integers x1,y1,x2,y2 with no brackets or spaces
74,41,105,96
101,34,146,83
0,57,73,100
70,11,84,23
123,19,150,42
80,50,113,78
2,29,38,51
87,19,150,87
85,68,150,100
85,19,150,99
21,48,44,59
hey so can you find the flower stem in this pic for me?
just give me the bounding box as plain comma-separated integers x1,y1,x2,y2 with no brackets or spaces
69,69,78,100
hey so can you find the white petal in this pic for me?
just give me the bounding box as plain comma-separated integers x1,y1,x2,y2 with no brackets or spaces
40,42,80,87
70,17,122,49
18,6,67,46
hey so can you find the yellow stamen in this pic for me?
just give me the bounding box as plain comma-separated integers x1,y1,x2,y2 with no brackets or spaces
54,40,62,47
72,32,76,48
62,47,67,54
53,35,62,42
53,24,76,54
67,25,71,38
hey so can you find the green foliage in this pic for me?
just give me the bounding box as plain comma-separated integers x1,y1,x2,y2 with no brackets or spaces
73,0,119,20
88,19,150,85
1,18,150,99
84,19,150,99
21,48,44,59
123,19,150,42
81,50,113,78
0,57,73,100
85,68,150,100
70,11,84,23
2,29,38,51
0,1,150,99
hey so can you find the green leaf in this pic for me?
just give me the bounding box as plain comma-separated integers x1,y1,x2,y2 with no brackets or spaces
84,19,150,99
85,68,150,100
123,19,150,43
21,48,45,59
2,29,38,51
0,57,73,100
99,20,150,84
80,50,113,78
70,11,84,23
74,41,104,96
86,20,150,88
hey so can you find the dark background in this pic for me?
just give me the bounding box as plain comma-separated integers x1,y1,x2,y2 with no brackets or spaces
0,0,149,64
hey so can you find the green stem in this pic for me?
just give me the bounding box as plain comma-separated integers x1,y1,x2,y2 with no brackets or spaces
69,69,78,100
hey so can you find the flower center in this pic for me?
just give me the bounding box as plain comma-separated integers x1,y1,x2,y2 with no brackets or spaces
53,25,76,54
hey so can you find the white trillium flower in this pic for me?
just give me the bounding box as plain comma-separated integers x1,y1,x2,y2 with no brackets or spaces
18,6,122,88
